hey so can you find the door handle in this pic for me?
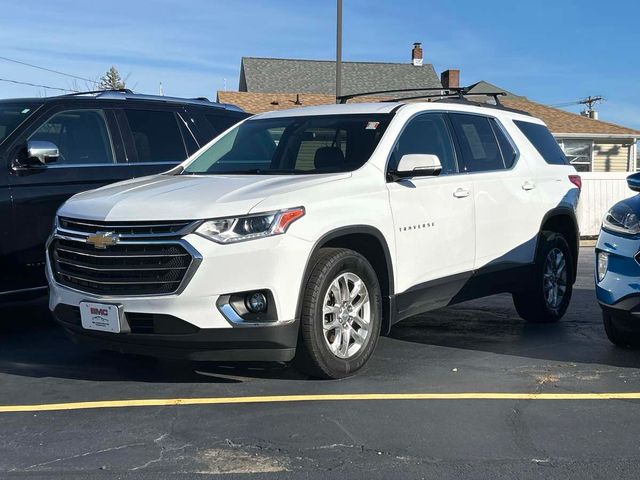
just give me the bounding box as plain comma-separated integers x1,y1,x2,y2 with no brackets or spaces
522,181,536,191
453,187,470,198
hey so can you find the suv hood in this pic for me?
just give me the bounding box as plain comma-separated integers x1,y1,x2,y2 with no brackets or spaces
58,173,350,221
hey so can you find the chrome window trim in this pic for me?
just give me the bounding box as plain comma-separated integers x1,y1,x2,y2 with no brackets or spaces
45,161,179,169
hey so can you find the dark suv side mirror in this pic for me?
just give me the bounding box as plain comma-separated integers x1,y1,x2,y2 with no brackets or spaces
14,140,59,169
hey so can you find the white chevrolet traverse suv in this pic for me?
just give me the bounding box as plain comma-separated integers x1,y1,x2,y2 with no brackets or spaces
47,97,581,378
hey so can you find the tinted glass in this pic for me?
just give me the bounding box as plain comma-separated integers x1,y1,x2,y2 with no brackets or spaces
449,113,504,172
124,109,186,162
514,120,568,165
29,109,114,165
183,114,391,175
389,113,457,175
490,118,517,168
205,114,242,136
0,102,41,144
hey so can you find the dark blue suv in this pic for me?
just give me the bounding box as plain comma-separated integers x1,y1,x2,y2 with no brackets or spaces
0,90,248,300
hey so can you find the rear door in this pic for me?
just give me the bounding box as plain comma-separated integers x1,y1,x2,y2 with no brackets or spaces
448,113,539,271
116,106,191,178
7,104,128,290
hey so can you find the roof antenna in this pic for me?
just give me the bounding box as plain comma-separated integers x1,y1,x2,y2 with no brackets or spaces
294,93,302,105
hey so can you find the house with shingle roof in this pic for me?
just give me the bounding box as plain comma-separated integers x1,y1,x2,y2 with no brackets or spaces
239,44,443,96
220,44,640,173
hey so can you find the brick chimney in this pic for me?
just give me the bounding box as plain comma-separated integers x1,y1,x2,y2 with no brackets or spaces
411,42,423,67
441,69,460,89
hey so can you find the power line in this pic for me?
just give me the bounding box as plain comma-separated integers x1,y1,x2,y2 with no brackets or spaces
0,55,97,85
0,77,77,93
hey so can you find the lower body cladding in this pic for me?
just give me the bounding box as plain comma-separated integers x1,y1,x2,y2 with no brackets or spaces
47,232,312,362
596,229,640,338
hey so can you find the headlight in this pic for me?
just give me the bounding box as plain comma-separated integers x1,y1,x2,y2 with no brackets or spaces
602,203,640,235
195,207,305,244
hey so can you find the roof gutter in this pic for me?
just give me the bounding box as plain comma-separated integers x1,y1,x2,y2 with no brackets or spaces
553,132,640,140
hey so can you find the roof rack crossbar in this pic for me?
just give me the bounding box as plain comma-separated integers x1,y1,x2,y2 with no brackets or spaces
338,86,507,106
337,87,459,104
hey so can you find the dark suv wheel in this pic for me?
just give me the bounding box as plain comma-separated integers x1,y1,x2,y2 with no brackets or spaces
512,231,574,323
293,248,382,379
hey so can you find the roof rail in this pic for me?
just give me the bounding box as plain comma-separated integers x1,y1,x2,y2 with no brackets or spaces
63,88,134,97
337,85,508,108
56,89,244,112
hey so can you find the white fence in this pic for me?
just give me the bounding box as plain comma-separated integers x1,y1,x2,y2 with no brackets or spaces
577,172,632,236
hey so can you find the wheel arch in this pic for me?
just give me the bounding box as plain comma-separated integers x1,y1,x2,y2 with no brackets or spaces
538,206,580,283
295,225,396,335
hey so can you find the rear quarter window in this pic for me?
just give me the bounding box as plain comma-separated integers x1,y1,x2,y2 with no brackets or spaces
514,120,568,165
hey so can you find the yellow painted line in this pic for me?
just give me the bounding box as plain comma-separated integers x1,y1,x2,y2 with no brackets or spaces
2,392,640,413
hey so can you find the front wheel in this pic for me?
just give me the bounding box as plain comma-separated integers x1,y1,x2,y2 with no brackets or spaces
603,310,640,348
293,248,382,379
513,231,574,323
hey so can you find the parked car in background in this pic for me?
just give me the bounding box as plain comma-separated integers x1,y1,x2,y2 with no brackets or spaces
596,172,640,346
47,96,581,378
0,90,248,300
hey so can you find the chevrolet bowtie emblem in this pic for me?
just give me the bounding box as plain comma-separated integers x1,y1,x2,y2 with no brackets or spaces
86,231,119,249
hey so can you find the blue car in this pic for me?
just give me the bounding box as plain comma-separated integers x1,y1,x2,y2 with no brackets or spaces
596,172,640,346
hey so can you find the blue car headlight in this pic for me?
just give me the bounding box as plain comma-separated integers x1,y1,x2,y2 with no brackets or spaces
602,203,640,235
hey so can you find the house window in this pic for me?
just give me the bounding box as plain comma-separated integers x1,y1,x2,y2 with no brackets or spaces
557,139,592,172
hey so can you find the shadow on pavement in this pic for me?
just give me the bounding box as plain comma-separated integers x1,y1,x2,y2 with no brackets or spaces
0,298,306,384
390,286,640,369
2,282,639,384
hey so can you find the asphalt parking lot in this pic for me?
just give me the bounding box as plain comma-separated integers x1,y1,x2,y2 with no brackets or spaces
2,247,640,479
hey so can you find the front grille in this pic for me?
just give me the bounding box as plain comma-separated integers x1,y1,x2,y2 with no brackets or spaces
58,217,195,236
50,238,195,296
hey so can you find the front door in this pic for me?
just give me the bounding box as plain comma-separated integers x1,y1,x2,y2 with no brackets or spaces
7,107,128,291
386,113,475,319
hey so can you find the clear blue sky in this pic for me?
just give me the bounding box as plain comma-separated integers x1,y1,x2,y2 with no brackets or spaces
1,0,638,128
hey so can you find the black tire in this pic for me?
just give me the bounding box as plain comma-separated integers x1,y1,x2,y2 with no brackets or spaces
293,248,382,379
512,231,574,323
603,310,640,348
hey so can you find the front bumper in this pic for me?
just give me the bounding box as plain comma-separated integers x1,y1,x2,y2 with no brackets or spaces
595,229,640,306
47,231,312,361
53,303,299,361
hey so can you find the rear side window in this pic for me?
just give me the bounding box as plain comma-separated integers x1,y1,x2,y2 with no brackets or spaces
124,109,186,163
514,120,568,165
490,119,517,168
449,113,505,172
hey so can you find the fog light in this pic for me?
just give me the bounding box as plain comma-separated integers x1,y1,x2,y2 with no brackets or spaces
246,292,268,313
597,251,609,282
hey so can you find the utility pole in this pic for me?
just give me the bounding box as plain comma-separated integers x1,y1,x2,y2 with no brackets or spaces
335,0,343,103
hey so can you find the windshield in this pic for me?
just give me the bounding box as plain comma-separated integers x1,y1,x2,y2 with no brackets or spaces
0,102,42,144
182,114,392,175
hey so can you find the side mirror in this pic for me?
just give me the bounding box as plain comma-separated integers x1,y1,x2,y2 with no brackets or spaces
391,154,442,180
15,140,59,169
628,172,640,192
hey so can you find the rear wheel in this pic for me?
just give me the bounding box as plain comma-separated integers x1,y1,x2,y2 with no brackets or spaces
513,231,573,323
603,310,640,348
293,248,382,379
